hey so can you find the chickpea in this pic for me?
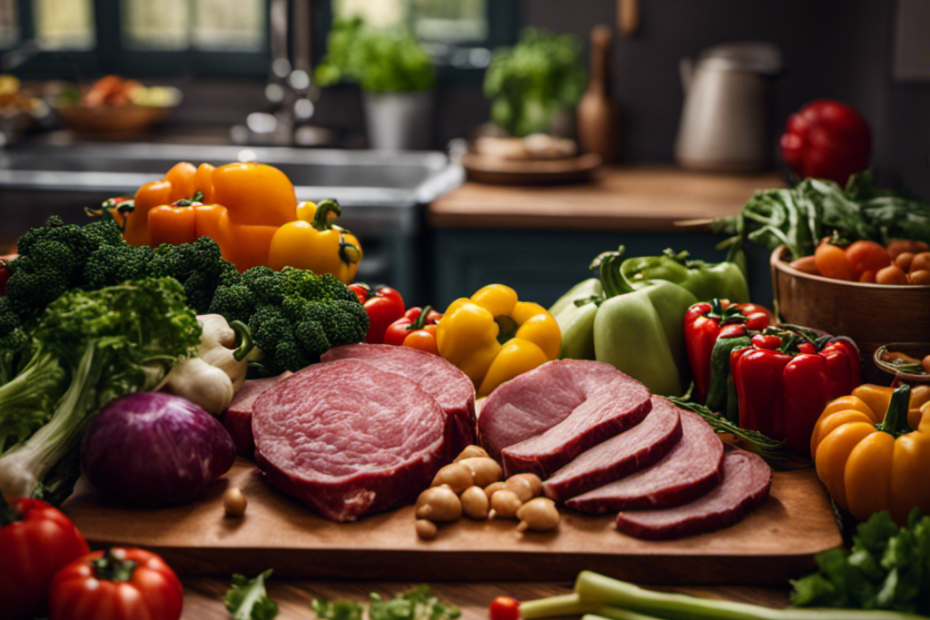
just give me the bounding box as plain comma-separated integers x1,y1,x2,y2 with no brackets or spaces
490,489,522,519
223,487,247,518
460,486,490,519
415,519,438,540
505,473,543,502
458,457,503,488
516,497,560,533
454,445,490,461
431,463,473,494
415,486,462,522
484,481,506,501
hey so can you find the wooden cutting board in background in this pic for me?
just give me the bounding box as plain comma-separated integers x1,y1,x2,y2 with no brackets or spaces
64,459,841,585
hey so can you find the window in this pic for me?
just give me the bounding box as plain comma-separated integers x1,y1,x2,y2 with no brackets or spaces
326,0,519,75
0,0,268,77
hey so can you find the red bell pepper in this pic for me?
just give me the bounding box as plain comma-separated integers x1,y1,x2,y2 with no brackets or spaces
384,305,442,355
683,299,774,404
347,282,406,344
780,99,871,186
729,326,860,456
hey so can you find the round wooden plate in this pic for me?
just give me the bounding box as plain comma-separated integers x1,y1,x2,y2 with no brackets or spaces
461,152,602,185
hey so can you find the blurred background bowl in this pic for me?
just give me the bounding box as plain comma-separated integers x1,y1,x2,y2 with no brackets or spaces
771,245,930,378
56,103,177,140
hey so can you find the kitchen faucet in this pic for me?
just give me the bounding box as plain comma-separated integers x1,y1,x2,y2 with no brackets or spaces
232,0,331,146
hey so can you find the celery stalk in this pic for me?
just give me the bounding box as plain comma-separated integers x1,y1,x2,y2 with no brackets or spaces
520,593,599,620
574,571,929,620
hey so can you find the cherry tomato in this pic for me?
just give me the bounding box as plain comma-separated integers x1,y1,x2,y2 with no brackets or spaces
0,496,90,620
814,242,854,281
894,252,915,272
911,252,930,273
347,283,406,344
909,269,930,285
489,595,521,620
875,265,909,285
402,324,440,355
48,547,183,620
844,240,890,279
788,255,819,275
887,239,930,259
859,269,877,283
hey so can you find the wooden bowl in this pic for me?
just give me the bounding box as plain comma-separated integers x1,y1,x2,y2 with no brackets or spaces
771,246,930,368
56,102,177,140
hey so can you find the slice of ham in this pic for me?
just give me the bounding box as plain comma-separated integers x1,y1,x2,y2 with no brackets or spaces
613,448,771,540
322,344,477,456
252,359,448,522
500,375,652,479
477,359,625,461
542,396,683,503
565,410,724,514
223,373,291,456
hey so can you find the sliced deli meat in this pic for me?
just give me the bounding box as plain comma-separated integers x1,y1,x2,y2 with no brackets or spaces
322,343,477,455
478,359,626,461
223,373,291,456
613,448,771,540
500,375,652,478
251,359,448,522
542,396,683,502
565,410,724,513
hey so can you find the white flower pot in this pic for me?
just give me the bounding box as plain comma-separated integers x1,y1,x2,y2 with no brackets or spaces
362,91,434,151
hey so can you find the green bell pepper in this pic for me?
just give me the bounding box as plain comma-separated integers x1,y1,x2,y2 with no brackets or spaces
620,248,750,303
548,247,698,396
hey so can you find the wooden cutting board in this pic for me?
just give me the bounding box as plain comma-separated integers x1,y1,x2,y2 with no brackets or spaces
63,458,840,585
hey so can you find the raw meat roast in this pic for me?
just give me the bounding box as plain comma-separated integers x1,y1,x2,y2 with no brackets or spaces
251,358,449,522
322,344,477,454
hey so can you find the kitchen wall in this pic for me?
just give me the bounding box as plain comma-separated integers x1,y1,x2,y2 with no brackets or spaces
173,0,930,195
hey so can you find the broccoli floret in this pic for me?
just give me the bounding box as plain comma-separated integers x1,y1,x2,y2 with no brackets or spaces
80,243,154,291
210,267,369,375
146,237,239,314
6,217,128,324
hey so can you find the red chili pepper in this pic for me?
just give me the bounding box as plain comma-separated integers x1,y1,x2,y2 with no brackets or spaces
0,257,11,296
384,305,442,355
347,282,406,344
730,327,860,456
683,299,774,403
780,99,871,185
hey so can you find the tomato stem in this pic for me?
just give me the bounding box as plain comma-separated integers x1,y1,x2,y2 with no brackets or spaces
0,493,21,526
91,548,138,582
408,306,434,331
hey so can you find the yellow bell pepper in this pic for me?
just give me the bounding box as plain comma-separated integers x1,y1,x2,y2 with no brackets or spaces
810,383,930,525
437,284,561,396
266,199,363,284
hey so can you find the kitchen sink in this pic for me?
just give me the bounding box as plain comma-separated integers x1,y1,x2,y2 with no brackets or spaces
0,143,465,303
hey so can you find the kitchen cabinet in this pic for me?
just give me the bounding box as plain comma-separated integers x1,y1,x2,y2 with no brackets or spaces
427,166,782,309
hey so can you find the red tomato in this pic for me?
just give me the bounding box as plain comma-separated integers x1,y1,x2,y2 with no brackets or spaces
347,282,406,344
844,240,891,279
780,99,871,185
48,547,183,620
0,496,90,620
489,595,521,620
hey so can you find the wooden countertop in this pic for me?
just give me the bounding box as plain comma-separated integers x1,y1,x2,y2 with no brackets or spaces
180,578,791,619
427,165,783,232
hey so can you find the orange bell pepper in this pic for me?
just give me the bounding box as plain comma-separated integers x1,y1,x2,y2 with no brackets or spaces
210,162,297,226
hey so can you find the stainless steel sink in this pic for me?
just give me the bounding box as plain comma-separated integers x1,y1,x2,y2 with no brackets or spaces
0,143,465,303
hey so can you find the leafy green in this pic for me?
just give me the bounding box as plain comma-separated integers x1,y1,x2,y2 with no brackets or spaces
314,586,460,620
316,17,435,92
0,277,200,503
713,171,930,261
791,509,930,614
225,569,279,620
484,28,587,137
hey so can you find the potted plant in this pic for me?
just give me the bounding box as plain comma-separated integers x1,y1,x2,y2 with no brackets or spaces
483,28,587,138
316,18,437,151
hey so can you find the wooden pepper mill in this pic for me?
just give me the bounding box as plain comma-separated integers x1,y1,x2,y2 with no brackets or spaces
577,25,620,163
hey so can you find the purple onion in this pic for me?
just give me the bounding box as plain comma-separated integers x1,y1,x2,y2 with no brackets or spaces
81,392,236,507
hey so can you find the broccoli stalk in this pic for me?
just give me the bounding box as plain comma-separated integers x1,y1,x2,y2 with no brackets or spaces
0,277,201,502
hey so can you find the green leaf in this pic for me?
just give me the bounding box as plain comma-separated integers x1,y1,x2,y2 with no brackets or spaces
225,569,278,620
312,597,364,620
